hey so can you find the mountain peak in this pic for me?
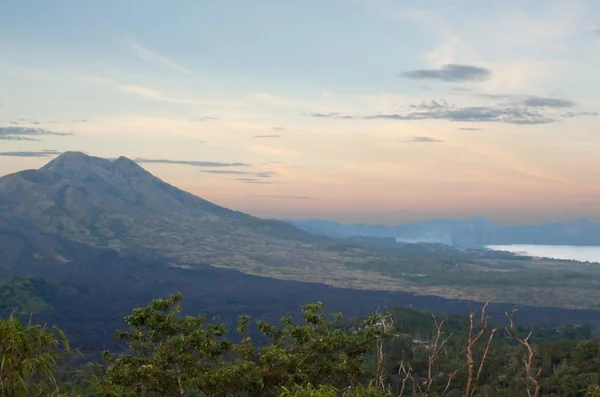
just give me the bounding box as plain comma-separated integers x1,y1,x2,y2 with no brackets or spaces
38,152,150,178
52,151,93,162
112,156,148,176
41,151,109,172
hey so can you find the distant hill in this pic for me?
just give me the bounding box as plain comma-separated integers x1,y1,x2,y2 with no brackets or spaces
287,217,600,246
0,152,392,289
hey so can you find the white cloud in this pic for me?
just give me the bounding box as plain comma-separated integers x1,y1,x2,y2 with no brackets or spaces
249,92,295,108
82,76,234,107
127,39,197,77
250,145,297,157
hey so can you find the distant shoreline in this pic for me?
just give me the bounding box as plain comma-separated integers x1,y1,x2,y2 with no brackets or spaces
486,244,600,264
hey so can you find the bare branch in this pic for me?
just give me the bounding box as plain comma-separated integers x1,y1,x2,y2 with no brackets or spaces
398,360,415,397
441,369,459,397
375,313,394,389
504,309,541,397
424,315,450,396
465,300,496,397
471,328,498,396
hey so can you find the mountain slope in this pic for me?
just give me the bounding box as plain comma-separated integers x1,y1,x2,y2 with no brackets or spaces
0,152,393,287
288,217,600,246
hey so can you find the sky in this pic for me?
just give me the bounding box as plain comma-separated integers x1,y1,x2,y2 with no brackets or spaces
1,0,600,225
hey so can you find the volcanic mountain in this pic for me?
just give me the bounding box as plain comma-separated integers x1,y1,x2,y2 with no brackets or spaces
0,152,394,288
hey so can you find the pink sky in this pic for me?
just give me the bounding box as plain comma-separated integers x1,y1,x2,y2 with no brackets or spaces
1,1,600,225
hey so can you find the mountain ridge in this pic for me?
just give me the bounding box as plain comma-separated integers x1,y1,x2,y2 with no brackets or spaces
286,217,600,246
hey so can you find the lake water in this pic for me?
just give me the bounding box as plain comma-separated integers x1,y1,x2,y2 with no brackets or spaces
486,244,600,263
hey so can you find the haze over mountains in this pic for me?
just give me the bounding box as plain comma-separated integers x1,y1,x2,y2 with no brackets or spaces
288,217,600,246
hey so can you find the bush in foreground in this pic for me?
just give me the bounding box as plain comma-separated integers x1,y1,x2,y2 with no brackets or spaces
0,314,71,396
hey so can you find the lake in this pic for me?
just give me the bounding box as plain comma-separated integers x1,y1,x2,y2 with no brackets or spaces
486,244,600,263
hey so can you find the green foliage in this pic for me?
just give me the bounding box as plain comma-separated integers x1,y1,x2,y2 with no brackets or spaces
279,384,340,397
97,294,385,396
99,293,231,396
0,277,59,316
279,383,391,397
0,314,72,396
588,385,600,397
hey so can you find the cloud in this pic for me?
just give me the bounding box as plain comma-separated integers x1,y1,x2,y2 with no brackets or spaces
371,107,554,124
201,170,275,178
309,112,355,120
272,127,286,131
127,39,197,77
308,97,594,125
402,64,491,82
0,150,61,157
0,136,38,141
521,97,575,108
133,158,249,167
458,127,487,131
84,77,230,106
405,136,443,143
0,126,73,141
189,117,218,122
473,93,577,109
235,178,278,184
409,99,448,110
249,93,294,108
310,108,553,125
122,85,177,100
562,111,598,118
201,170,255,175
254,135,281,138
252,195,311,200
255,171,275,178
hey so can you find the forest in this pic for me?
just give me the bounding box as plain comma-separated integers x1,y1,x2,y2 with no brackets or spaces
3,292,600,396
